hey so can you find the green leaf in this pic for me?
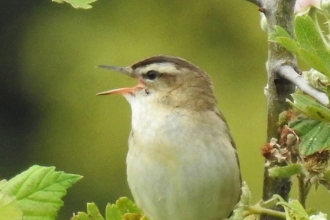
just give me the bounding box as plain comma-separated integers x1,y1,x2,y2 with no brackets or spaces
0,192,22,220
87,203,105,220
278,200,310,220
52,0,96,9
289,93,330,121
270,26,299,53
72,203,105,220
270,15,330,77
73,197,143,220
0,165,82,220
105,204,122,220
269,26,292,42
289,118,330,155
298,48,330,74
275,26,293,39
116,197,141,215
273,195,309,220
294,15,330,76
122,213,144,220
287,93,330,155
276,37,300,54
268,164,303,178
305,105,330,121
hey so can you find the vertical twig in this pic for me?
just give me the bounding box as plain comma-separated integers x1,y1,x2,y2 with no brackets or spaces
242,0,296,220
260,1,297,219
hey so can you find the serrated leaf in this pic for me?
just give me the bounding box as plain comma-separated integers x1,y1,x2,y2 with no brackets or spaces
74,198,142,220
278,200,309,220
0,192,22,220
116,197,141,215
289,118,330,155
273,195,309,220
0,165,82,220
71,212,90,220
294,15,330,76
87,203,105,220
298,48,330,74
268,164,303,178
52,0,96,9
71,203,104,220
287,94,330,155
270,15,330,77
105,203,122,220
289,93,330,121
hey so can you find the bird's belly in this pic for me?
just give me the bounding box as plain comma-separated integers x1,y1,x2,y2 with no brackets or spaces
126,142,240,220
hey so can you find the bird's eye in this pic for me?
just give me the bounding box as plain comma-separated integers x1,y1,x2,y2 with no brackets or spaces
144,70,160,80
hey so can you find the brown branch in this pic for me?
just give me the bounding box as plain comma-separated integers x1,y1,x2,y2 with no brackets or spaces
261,2,297,220
244,0,298,219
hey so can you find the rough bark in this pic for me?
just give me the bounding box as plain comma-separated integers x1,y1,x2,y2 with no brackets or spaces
246,0,297,219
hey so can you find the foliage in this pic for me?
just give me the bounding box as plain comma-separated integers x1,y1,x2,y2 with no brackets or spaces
0,165,82,220
266,4,330,182
0,192,22,220
270,13,330,78
288,93,330,155
275,195,310,220
262,3,330,219
52,0,96,9
71,197,147,220
230,185,327,220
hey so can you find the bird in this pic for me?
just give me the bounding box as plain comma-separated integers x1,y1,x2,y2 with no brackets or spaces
97,55,241,220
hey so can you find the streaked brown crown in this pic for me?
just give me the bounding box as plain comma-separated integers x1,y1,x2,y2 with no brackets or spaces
132,55,204,74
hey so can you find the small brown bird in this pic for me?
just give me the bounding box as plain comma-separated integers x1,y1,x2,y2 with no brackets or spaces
98,55,241,220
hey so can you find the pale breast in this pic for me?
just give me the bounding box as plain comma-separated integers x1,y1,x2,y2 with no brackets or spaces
125,98,241,220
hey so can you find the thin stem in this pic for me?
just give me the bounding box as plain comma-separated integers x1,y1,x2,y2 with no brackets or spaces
297,174,311,208
242,205,287,219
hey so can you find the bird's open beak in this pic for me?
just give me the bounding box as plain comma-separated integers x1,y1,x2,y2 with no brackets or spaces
97,65,143,95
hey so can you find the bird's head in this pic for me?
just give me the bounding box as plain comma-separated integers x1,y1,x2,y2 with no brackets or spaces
98,55,217,111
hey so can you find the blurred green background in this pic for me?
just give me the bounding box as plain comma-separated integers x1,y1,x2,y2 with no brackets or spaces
1,0,329,219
